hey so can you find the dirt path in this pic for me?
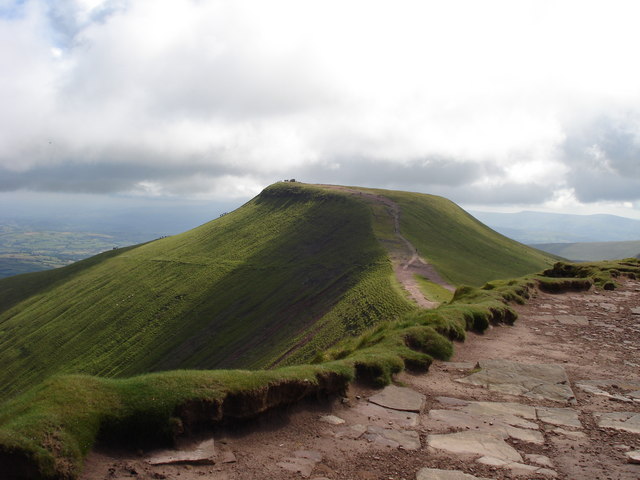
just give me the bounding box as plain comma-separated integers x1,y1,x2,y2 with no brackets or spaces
81,278,640,480
320,185,455,308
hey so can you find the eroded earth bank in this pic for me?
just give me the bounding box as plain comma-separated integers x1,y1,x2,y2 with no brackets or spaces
81,278,640,480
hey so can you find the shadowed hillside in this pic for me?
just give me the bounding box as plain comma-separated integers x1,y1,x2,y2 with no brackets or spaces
0,182,557,401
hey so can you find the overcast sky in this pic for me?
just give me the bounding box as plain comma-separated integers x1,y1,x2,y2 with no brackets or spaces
2,0,640,219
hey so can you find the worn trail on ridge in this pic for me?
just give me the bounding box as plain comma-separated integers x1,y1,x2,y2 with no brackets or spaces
322,185,455,309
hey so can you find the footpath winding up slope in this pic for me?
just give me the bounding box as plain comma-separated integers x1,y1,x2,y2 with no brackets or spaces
322,185,455,309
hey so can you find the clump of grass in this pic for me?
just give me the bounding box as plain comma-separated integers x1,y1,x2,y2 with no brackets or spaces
540,259,640,291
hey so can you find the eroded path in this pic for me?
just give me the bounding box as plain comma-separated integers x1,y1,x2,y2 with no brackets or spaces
321,185,455,308
81,278,640,480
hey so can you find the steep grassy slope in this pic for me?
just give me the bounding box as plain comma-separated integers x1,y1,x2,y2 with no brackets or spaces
0,183,413,400
0,182,558,402
379,189,558,285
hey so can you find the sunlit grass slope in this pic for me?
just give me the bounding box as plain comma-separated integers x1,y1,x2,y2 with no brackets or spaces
379,189,558,285
0,183,414,400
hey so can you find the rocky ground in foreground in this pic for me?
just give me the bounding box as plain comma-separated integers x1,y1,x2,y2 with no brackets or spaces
81,278,640,480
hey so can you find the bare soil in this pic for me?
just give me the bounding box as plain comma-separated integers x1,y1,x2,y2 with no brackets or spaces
81,278,640,480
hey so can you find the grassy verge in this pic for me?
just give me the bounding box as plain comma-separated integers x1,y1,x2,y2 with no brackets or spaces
4,258,638,479
414,276,454,303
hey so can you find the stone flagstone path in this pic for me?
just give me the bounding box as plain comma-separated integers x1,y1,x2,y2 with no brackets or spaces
81,277,640,480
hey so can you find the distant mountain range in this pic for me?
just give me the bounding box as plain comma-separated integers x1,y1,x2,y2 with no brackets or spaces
528,241,640,262
471,210,640,244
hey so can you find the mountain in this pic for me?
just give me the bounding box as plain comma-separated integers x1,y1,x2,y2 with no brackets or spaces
0,183,556,400
470,210,640,244
530,240,640,262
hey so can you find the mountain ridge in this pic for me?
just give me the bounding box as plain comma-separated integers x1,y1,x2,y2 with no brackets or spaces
0,182,557,400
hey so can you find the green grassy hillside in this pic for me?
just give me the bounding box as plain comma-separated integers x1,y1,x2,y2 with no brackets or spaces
365,188,558,286
2,258,637,480
0,182,557,402
0,183,414,400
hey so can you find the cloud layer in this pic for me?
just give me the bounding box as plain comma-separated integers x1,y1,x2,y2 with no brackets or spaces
2,0,640,215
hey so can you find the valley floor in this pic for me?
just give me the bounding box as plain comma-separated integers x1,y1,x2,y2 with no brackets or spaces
81,278,640,480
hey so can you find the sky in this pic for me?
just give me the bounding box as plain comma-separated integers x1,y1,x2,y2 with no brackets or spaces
2,0,640,222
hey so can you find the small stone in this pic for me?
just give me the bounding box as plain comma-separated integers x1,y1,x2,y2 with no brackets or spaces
525,454,554,468
625,450,640,464
416,468,492,480
146,439,216,466
613,444,631,451
220,450,236,463
319,415,345,425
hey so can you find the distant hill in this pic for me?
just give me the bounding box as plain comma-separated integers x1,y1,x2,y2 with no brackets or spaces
0,183,556,400
471,210,640,244
531,240,640,262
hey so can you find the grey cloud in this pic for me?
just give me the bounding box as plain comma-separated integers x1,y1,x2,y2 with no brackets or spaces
0,154,242,194
439,183,558,206
562,116,640,202
296,156,486,190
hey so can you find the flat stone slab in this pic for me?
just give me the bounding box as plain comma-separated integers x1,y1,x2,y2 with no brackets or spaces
554,314,589,326
319,414,345,425
536,407,582,428
334,424,366,439
598,303,618,312
463,401,537,421
576,378,640,401
427,431,522,463
552,427,587,439
416,468,492,480
354,401,420,427
146,439,216,466
428,409,543,444
368,385,425,412
364,425,421,450
277,450,322,478
436,396,470,406
525,454,554,468
594,411,640,434
626,450,640,464
476,456,557,477
631,307,640,315
457,359,575,403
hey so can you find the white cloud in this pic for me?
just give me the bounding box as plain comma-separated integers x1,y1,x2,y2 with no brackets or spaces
1,0,640,216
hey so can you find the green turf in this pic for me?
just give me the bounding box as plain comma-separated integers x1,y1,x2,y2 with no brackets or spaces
0,183,413,400
376,189,559,285
414,276,454,303
3,258,637,480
